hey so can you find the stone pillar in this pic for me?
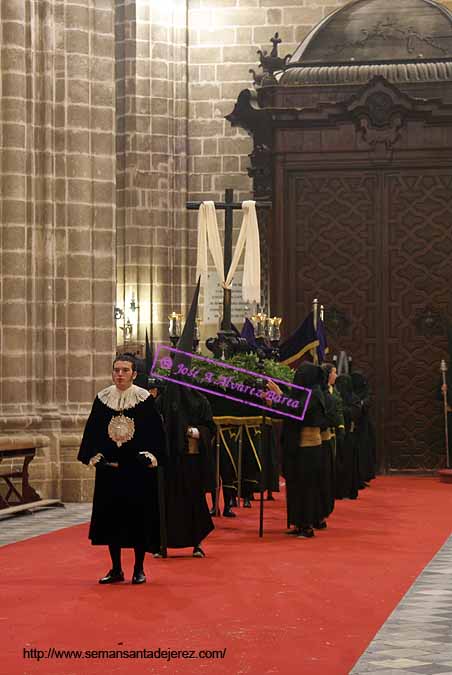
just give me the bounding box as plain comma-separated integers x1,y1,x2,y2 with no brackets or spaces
0,0,116,502
115,0,190,352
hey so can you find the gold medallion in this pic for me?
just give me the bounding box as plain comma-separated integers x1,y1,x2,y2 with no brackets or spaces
108,413,135,447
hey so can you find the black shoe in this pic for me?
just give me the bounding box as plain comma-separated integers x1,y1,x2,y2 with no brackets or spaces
286,528,301,536
222,507,236,518
266,494,275,501
297,527,315,539
243,498,251,508
209,507,219,516
193,546,205,558
132,570,146,584
99,569,124,584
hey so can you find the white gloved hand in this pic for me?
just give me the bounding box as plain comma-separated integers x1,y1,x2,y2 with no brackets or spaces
187,427,200,439
139,451,158,468
89,453,104,466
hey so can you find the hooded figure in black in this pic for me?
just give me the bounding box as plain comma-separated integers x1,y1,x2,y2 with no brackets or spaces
335,374,361,500
78,353,166,585
156,278,215,556
350,371,376,484
282,362,326,538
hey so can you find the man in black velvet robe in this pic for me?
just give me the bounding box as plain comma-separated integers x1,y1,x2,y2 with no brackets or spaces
78,354,166,585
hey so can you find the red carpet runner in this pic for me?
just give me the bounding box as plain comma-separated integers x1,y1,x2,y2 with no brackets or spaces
2,476,452,675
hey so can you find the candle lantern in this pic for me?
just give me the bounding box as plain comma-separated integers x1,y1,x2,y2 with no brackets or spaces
252,312,267,338
270,317,282,343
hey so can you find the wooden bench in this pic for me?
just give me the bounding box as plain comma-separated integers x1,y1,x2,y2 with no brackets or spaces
0,437,63,517
0,446,41,509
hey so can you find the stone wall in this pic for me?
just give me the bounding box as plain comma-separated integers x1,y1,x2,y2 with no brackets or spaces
187,0,346,205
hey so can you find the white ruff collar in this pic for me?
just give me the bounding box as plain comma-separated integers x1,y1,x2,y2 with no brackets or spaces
97,384,149,411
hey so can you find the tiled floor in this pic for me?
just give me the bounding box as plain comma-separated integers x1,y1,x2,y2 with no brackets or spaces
351,535,452,674
0,503,91,547
2,505,452,673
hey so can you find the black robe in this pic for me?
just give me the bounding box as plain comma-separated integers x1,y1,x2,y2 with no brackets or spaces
78,392,166,552
335,375,361,500
157,390,215,549
282,364,326,529
320,386,338,519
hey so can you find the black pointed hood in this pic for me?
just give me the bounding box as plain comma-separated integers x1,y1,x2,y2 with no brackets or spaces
161,277,202,461
170,276,200,374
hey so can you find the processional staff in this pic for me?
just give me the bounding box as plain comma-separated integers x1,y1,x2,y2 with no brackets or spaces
440,359,450,468
311,298,319,365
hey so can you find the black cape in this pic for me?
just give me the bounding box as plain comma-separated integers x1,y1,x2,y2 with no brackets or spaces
335,375,361,499
157,389,215,549
351,371,376,483
78,391,165,552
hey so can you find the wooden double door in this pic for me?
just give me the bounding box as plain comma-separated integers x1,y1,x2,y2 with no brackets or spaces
272,167,452,471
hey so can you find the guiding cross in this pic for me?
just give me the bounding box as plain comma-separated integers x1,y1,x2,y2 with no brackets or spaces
186,188,271,331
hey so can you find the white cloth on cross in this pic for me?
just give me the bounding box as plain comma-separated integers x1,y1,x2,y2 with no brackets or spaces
196,200,261,304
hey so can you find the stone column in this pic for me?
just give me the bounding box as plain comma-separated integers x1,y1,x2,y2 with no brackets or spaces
0,0,116,502
115,0,190,353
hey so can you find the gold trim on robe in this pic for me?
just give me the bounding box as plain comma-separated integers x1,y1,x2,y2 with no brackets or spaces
299,426,322,447
187,437,200,454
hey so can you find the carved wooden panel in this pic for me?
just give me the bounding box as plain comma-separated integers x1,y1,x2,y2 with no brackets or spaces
288,171,379,377
285,170,385,463
280,169,451,471
385,172,452,470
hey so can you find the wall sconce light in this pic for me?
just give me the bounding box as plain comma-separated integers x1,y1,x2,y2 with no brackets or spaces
123,319,133,342
130,292,138,313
